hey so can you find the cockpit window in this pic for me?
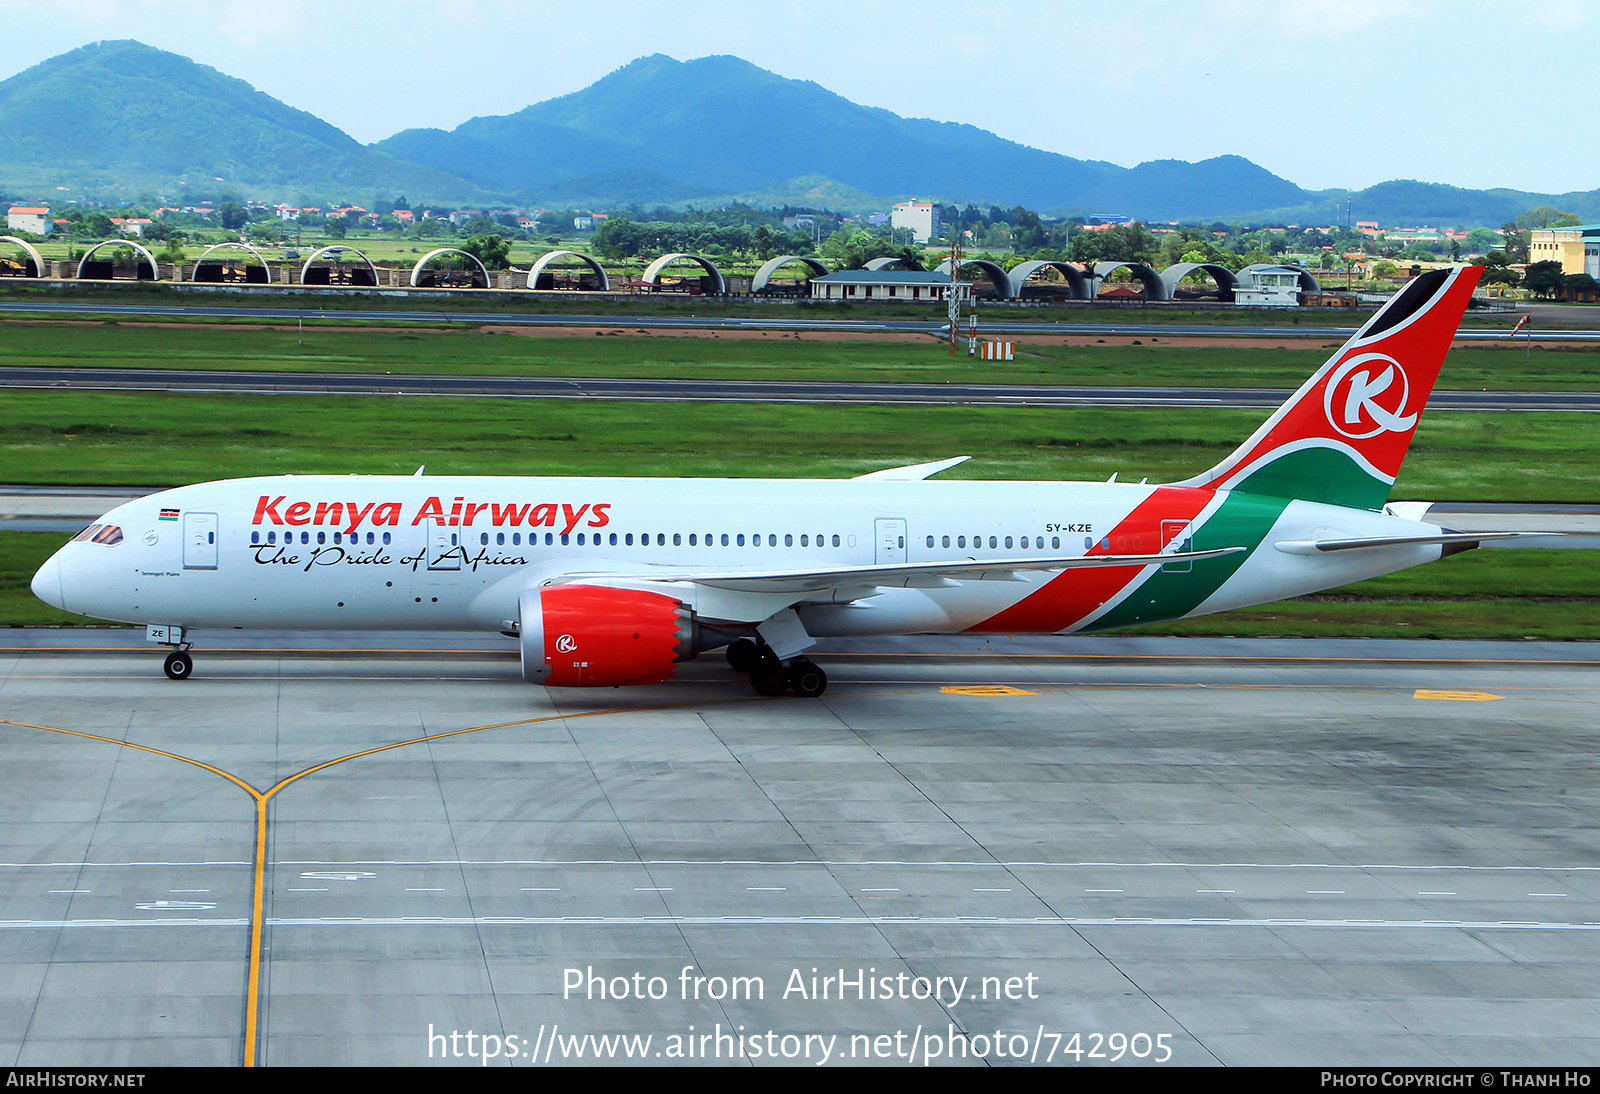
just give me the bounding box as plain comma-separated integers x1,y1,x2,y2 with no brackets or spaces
72,524,103,542
89,525,123,546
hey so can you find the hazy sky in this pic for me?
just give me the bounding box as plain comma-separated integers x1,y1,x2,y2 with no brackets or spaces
2,0,1591,196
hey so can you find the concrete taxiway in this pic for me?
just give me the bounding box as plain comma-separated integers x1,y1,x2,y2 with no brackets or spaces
0,632,1597,1066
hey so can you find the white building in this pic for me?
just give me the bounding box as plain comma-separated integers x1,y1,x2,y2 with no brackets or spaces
1234,265,1304,307
809,270,952,301
891,201,940,243
7,207,52,235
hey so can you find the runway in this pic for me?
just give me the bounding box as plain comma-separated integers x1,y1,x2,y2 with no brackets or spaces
0,632,1597,1066
4,364,1599,412
2,298,1598,340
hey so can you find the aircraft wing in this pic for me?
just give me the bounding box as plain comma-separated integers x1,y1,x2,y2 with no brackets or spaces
852,456,972,481
549,545,1247,597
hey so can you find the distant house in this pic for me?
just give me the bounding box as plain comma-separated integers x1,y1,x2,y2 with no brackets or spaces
7,207,51,234
890,201,939,243
1530,224,1600,279
110,217,153,238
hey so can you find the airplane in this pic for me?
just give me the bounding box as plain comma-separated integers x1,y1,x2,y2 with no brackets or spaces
31,264,1531,696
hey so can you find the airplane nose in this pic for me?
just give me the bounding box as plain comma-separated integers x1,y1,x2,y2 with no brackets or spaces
31,554,65,610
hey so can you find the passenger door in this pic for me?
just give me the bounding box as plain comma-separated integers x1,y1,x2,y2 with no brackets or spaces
428,523,461,570
875,518,907,564
183,512,218,570
1160,519,1191,573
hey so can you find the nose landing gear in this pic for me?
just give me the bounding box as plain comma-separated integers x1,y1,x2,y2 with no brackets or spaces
146,624,194,681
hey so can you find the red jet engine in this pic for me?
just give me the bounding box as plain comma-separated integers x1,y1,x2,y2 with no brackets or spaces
519,585,697,687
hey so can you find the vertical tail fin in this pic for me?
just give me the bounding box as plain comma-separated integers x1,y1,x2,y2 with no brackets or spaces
1173,265,1483,510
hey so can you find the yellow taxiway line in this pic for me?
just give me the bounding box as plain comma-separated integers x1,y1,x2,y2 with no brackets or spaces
1,699,750,1066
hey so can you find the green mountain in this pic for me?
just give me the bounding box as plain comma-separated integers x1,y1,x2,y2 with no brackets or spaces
1,41,1591,227
0,40,483,201
377,54,1313,218
1238,179,1600,229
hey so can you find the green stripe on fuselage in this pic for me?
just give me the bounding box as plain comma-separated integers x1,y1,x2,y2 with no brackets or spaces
1233,446,1391,512
1081,490,1291,632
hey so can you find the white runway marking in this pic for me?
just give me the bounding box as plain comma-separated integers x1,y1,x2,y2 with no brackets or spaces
11,857,1592,872
7,915,1600,931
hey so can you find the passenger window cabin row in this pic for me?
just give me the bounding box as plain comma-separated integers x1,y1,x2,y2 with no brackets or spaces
475,531,847,548
251,530,392,546
240,530,1100,553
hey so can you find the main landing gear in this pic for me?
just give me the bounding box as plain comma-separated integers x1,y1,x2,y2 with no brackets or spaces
726,639,828,698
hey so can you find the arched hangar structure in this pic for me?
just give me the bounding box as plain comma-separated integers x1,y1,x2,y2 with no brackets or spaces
751,255,828,293
1160,262,1240,302
300,247,380,287
526,251,608,291
641,253,726,295
1009,260,1092,301
412,248,490,289
75,240,159,281
863,255,926,273
191,241,271,284
0,236,44,278
932,257,1018,299
1238,263,1321,293
1092,261,1169,301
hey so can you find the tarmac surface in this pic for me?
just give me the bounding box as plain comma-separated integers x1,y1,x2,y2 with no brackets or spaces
4,365,1600,412
0,631,1598,1067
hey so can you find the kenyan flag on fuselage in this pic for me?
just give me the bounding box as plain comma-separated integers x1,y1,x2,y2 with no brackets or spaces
969,265,1484,635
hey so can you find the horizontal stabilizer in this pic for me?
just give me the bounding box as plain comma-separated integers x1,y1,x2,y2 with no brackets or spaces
1274,532,1557,555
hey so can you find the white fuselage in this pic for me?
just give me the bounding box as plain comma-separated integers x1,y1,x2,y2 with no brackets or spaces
33,474,1448,638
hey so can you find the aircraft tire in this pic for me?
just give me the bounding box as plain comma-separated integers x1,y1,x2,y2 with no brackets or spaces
726,638,760,673
163,651,193,681
751,665,788,697
788,660,827,698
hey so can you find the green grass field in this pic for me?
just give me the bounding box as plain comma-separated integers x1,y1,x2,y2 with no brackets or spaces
2,320,1598,390
1,390,1597,502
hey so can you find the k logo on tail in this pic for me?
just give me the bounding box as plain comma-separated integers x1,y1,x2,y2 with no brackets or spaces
1325,354,1417,439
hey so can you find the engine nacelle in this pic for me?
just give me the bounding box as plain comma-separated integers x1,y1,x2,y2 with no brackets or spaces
519,584,696,687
